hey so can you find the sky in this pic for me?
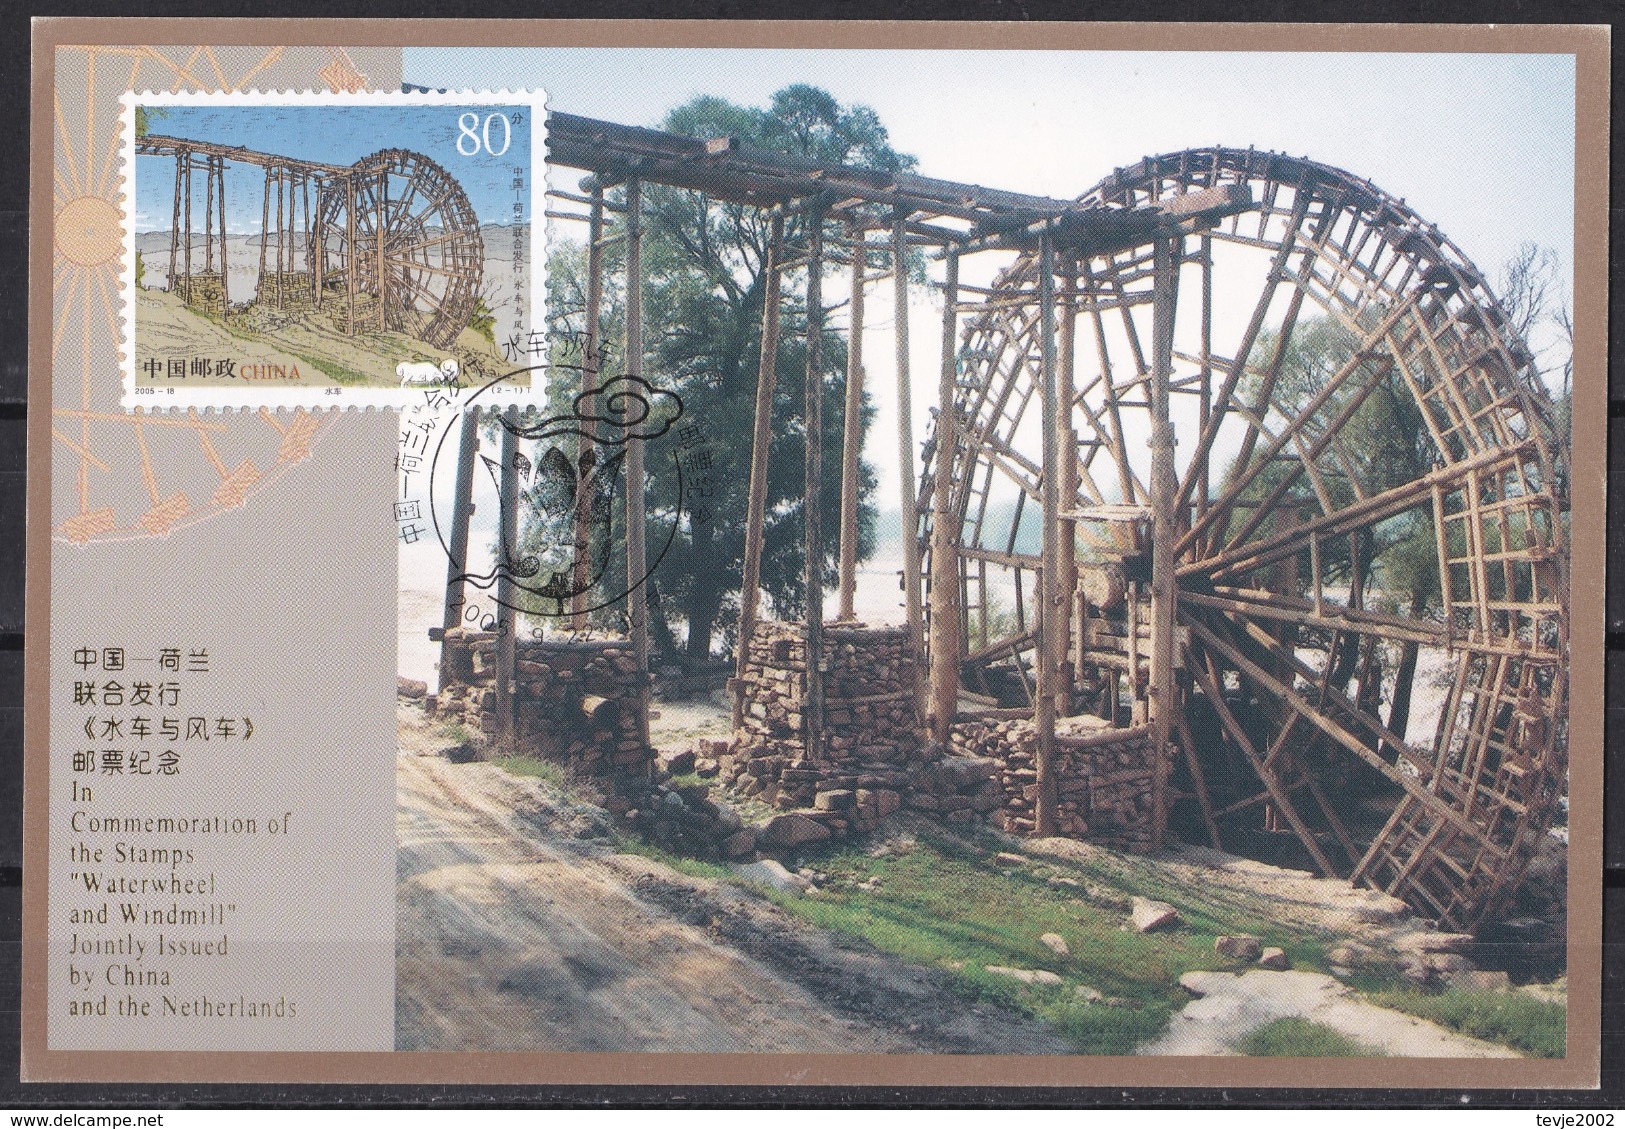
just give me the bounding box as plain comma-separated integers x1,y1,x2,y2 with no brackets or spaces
405,47,1575,271
132,101,534,234
401,46,1578,508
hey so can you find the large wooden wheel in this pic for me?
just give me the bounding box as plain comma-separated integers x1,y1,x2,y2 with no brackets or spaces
314,148,484,350
920,148,1568,928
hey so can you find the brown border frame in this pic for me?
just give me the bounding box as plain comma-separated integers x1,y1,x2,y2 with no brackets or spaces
23,17,1609,1089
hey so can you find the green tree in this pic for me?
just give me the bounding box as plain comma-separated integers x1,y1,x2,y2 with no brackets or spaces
134,105,167,140
531,85,913,663
1237,309,1438,754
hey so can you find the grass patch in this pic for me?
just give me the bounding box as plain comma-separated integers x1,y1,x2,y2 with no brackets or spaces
493,754,571,790
438,720,475,745
297,351,373,385
1367,988,1565,1058
738,828,1335,1055
614,835,734,882
1239,1017,1383,1057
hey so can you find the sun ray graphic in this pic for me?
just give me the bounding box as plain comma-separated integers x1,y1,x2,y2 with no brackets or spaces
49,45,353,544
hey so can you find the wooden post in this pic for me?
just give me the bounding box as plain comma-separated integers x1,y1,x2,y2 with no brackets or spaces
216,157,228,318
345,175,356,335
927,249,962,746
624,179,650,749
1196,232,1213,539
257,170,271,303
203,159,215,273
312,179,324,308
182,152,192,299
303,175,314,304
168,154,182,290
1057,258,1079,714
571,184,606,629
1147,230,1181,850
1033,231,1061,837
893,213,924,664
495,407,520,745
734,209,785,729
276,170,285,309
376,168,388,332
837,224,866,622
803,201,828,763
440,408,481,676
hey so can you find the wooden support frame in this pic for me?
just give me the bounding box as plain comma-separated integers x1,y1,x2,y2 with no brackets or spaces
894,212,926,669
927,250,962,744
1033,231,1061,836
454,123,1579,930
904,145,1565,926
803,200,829,763
624,179,651,750
439,408,481,676
494,407,520,745
571,184,607,629
1146,230,1180,850
734,210,787,730
837,222,868,622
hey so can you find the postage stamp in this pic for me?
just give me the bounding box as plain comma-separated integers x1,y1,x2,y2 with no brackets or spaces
118,89,547,410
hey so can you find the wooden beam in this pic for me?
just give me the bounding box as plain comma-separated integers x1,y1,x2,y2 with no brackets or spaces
894,212,925,668
1181,588,1449,647
928,250,962,745
734,211,786,729
1184,613,1505,851
1057,260,1079,715
495,407,519,745
572,185,606,629
1173,190,1312,517
215,156,228,318
1034,232,1061,837
1186,440,1536,582
1189,650,1337,877
624,179,650,750
803,201,828,763
837,224,866,621
440,409,480,675
1147,231,1180,850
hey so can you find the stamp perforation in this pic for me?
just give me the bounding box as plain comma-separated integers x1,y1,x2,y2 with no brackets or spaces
116,87,548,413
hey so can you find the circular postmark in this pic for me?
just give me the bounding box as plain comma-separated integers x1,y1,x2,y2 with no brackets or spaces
418,367,688,626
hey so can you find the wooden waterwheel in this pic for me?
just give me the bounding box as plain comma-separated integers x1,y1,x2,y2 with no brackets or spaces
314,147,484,350
919,147,1569,929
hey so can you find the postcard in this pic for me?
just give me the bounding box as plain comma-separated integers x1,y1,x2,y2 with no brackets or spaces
24,21,1607,1089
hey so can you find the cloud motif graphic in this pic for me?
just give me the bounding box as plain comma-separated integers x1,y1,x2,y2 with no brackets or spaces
501,374,684,446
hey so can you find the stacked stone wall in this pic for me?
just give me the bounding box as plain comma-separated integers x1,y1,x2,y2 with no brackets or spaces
719,620,1017,846
431,629,654,779
253,272,318,310
734,620,924,763
951,714,1165,849
179,272,225,312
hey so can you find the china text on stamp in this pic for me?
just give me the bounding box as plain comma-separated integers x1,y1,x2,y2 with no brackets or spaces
119,89,546,411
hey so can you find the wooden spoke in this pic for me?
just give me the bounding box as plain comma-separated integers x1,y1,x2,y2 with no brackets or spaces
905,145,1566,928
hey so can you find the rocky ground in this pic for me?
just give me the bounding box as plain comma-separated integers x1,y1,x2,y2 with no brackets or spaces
396,707,1070,1053
397,698,1565,1057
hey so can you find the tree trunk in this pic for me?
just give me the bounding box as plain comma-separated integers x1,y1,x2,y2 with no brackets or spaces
1328,531,1370,693
1384,590,1428,762
686,520,723,661
646,577,681,665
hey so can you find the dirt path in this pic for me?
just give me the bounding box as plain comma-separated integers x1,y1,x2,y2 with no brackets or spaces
395,748,1073,1054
